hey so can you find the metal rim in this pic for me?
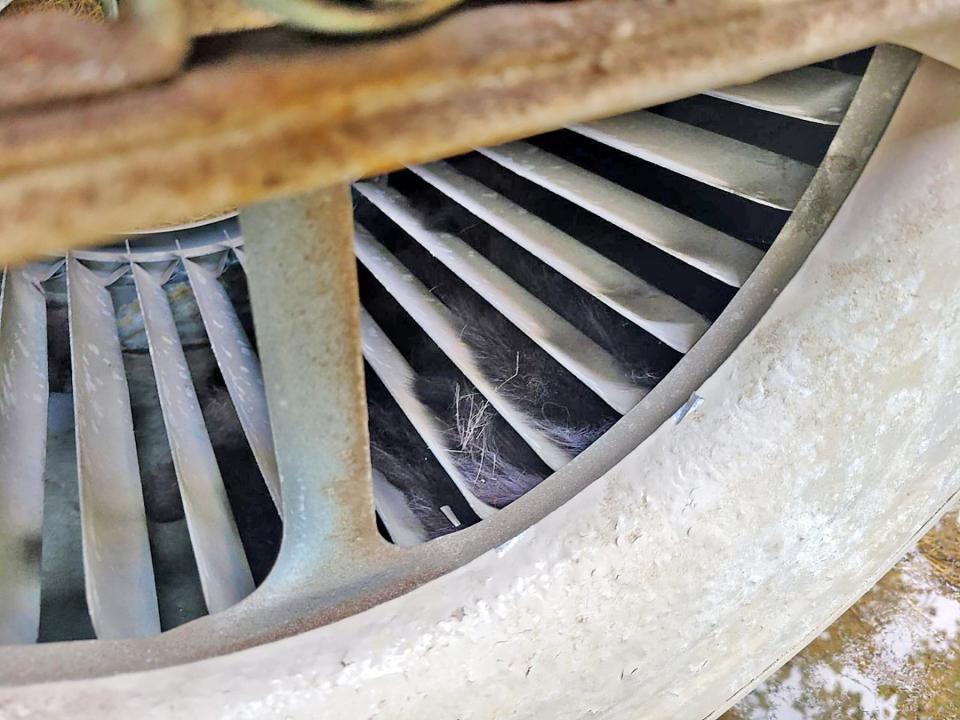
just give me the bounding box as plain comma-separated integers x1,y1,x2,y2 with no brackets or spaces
68,214,242,263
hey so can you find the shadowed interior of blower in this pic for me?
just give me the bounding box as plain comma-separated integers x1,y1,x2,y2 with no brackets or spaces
0,49,870,644
358,49,868,543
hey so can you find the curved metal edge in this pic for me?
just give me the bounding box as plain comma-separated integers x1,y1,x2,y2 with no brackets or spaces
124,212,239,237
67,215,242,263
0,45,918,685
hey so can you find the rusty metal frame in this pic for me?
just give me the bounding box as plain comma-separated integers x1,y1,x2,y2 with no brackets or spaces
0,0,959,266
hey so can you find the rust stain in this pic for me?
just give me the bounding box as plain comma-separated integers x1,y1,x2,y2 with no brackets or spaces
0,0,187,111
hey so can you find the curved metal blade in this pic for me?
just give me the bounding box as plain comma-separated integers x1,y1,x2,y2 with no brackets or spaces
0,267,50,644
67,256,161,639
183,256,281,513
131,262,254,615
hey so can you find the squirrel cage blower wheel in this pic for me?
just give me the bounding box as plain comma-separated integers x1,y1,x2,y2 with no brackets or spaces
1,2,960,719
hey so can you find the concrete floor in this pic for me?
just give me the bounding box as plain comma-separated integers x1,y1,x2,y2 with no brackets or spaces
725,510,960,719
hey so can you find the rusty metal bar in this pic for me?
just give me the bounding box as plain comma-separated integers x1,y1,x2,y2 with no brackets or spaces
239,185,382,587
0,0,957,264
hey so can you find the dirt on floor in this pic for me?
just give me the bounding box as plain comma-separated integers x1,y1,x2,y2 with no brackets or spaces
725,512,960,720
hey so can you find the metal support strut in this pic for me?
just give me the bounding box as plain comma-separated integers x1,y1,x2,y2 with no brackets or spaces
240,185,383,594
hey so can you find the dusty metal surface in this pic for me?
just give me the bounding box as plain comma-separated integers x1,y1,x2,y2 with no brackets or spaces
0,265,54,645
1,51,958,720
355,180,645,415
707,66,861,125
0,0,188,110
571,111,817,210
475,141,759,292
131,262,255,614
0,43,915,685
0,44,918,688
358,307,497,521
897,21,960,70
182,255,282,511
354,224,574,471
725,511,960,719
0,0,957,264
239,185,386,595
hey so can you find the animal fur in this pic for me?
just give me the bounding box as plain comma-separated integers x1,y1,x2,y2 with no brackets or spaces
355,166,671,536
